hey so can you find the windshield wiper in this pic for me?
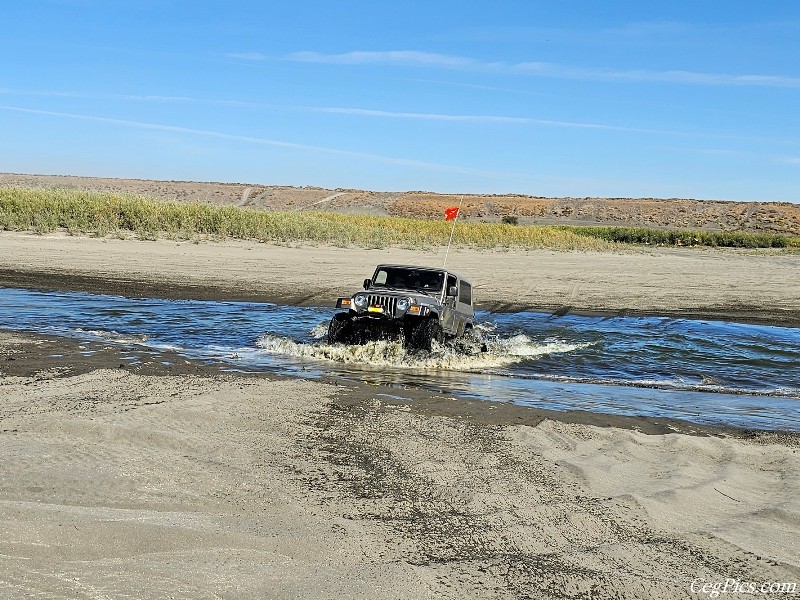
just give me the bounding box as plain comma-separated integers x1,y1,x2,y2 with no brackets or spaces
413,289,438,298
379,285,438,297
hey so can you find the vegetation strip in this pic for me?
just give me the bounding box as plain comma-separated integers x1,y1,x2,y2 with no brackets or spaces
1,187,797,250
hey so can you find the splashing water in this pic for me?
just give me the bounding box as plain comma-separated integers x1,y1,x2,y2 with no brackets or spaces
256,329,592,371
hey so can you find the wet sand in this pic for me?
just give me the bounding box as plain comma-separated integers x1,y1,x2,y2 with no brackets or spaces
1,333,799,599
1,231,800,326
1,231,800,598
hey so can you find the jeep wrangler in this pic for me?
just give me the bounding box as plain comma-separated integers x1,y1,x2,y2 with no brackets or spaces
328,264,476,351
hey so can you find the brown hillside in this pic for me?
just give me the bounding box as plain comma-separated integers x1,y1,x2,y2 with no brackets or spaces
2,173,798,235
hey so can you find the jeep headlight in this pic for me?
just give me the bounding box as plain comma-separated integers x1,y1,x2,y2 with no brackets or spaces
353,293,368,308
396,298,410,311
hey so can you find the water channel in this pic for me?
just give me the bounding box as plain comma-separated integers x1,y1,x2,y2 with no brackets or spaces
2,287,798,431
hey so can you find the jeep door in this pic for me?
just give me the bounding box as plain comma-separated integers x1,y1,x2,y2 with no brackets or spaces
441,274,458,334
454,279,474,334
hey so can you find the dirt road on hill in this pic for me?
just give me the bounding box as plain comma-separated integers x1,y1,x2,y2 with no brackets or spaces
3,172,799,234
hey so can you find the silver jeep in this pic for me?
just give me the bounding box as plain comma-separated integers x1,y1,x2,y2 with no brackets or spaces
329,264,476,351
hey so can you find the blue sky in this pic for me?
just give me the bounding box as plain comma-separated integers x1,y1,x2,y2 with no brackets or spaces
1,1,799,201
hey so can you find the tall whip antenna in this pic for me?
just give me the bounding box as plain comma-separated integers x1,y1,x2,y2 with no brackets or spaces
442,195,464,269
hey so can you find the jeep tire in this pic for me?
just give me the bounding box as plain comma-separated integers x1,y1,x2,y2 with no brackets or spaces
408,318,444,352
327,313,353,345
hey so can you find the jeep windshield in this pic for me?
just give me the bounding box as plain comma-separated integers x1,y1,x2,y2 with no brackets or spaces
371,267,444,294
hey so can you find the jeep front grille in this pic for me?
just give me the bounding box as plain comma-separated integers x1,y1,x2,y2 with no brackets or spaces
366,294,397,317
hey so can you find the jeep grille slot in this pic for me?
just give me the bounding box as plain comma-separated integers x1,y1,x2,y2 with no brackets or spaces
367,294,397,317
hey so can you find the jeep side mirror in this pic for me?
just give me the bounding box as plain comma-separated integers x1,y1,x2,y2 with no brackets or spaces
363,279,371,289
447,285,458,297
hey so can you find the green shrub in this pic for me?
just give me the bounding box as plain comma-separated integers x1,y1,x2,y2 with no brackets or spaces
564,225,798,248
501,215,519,225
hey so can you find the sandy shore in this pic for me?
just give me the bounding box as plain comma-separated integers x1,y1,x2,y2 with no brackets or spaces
1,231,800,326
0,331,798,599
1,232,800,597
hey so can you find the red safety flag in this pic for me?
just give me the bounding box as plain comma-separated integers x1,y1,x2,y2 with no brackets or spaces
444,206,459,221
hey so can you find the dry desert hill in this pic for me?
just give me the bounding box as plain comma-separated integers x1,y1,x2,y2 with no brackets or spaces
2,172,799,236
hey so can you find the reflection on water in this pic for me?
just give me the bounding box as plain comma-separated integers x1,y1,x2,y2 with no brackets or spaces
0,287,798,431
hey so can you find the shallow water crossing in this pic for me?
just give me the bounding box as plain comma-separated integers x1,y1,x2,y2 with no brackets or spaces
1,287,799,431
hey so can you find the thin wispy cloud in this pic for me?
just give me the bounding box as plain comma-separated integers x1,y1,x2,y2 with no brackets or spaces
285,50,800,88
5,87,798,145
0,88,82,98
531,65,800,88
0,87,665,132
0,87,262,107
308,106,680,135
288,50,485,69
311,106,530,124
680,146,800,167
603,19,800,38
601,21,690,37
396,77,558,98
0,105,517,180
0,87,688,136
226,52,268,61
